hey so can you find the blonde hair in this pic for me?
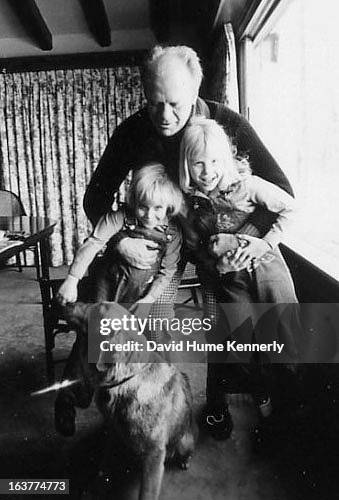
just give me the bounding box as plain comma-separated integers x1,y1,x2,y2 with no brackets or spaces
179,117,251,193
128,163,183,217
141,45,203,96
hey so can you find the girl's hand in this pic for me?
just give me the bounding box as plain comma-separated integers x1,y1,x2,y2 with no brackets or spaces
229,234,271,270
56,275,79,305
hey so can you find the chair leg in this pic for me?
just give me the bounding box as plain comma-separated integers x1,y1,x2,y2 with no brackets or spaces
44,311,56,384
39,278,56,383
34,245,41,281
191,287,200,308
16,253,23,272
45,344,55,384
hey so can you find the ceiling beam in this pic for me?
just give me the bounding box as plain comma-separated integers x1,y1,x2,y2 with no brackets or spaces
8,0,53,51
0,50,146,74
79,0,111,48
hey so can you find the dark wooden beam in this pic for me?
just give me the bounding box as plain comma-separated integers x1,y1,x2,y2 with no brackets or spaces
8,0,53,51
79,0,111,47
0,50,146,74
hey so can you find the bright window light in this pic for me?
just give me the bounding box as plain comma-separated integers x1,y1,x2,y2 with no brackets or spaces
248,0,339,279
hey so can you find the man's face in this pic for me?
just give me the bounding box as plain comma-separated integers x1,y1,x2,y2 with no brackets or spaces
144,59,198,137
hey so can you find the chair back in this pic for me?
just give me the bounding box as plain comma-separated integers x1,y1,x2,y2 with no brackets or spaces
0,189,26,216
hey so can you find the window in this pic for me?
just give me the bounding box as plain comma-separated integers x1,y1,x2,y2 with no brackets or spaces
246,0,339,279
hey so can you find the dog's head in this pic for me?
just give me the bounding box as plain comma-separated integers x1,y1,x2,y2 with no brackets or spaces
61,301,146,370
58,301,94,333
208,233,239,258
61,301,131,334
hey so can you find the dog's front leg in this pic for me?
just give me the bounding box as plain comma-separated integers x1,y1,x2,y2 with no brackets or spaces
139,446,166,500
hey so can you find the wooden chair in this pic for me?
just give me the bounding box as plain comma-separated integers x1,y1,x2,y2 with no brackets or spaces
0,189,26,216
39,276,95,383
39,278,69,383
178,262,201,308
0,189,40,275
40,263,201,383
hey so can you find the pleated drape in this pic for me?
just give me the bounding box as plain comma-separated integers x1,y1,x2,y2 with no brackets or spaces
0,66,145,265
205,23,239,112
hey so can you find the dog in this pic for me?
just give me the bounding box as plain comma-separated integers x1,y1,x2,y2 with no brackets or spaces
65,301,197,500
209,233,275,274
209,233,241,274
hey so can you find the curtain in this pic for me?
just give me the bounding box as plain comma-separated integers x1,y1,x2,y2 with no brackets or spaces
0,66,145,266
205,23,239,112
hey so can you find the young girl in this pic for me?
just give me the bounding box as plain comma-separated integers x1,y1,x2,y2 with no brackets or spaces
179,117,298,440
57,162,183,312
55,163,183,436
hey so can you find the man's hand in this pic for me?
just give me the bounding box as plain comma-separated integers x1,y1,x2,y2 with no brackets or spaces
56,275,79,305
116,238,160,269
229,234,271,270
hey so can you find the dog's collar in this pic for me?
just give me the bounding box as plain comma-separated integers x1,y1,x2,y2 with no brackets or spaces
100,373,135,389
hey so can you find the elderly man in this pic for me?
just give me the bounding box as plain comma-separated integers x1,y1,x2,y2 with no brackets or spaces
84,45,292,257
55,45,293,438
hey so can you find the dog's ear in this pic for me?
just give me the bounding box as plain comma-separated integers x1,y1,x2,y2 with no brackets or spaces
62,301,93,331
95,301,132,322
63,301,126,333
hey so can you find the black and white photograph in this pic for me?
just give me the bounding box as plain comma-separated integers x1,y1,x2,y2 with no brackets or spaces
1,0,339,499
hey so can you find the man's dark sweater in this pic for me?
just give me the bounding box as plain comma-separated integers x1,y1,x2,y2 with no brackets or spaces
84,98,293,235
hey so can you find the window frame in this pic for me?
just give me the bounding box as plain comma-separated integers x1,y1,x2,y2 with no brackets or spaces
237,0,339,284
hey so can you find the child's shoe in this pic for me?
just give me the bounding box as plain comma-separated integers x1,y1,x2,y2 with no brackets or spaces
201,405,233,440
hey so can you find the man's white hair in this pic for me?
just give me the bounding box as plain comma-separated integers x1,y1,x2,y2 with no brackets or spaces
141,45,203,95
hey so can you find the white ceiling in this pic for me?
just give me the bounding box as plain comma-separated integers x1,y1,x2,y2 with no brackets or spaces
0,0,157,58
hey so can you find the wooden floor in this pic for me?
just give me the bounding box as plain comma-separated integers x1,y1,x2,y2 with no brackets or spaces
0,266,337,499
